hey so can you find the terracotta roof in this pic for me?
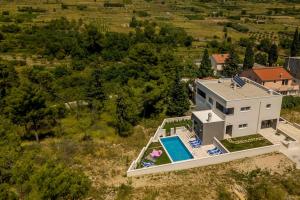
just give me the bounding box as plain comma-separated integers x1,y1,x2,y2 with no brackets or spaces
211,54,229,64
252,67,293,81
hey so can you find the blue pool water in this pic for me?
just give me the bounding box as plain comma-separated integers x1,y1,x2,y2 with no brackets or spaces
160,136,193,162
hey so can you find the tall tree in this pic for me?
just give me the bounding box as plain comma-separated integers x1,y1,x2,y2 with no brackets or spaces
33,161,90,200
166,68,189,116
199,49,213,78
115,92,133,137
5,83,52,142
222,48,241,77
255,52,268,65
0,63,19,110
86,69,106,122
243,44,254,70
268,44,278,66
290,27,299,57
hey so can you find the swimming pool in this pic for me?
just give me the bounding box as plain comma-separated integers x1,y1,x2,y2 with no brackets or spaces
160,136,193,162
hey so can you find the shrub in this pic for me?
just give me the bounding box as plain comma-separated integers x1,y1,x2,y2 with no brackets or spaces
136,10,150,17
77,5,87,10
282,96,300,109
185,14,204,20
0,24,21,33
2,11,9,16
225,22,249,33
103,2,124,7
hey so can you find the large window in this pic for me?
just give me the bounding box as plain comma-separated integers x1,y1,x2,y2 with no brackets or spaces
241,106,251,112
282,80,288,85
238,123,248,129
197,88,206,99
216,102,234,115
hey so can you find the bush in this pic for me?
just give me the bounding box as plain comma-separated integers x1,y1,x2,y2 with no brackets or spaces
225,22,249,33
103,2,124,7
135,10,150,17
185,14,204,20
77,5,88,10
282,96,300,109
17,6,47,13
2,11,9,16
0,24,21,33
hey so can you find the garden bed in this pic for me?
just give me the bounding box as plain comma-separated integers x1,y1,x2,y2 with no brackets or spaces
221,134,273,152
137,142,171,169
163,119,192,133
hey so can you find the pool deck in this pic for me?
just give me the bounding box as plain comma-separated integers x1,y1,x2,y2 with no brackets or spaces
176,128,215,159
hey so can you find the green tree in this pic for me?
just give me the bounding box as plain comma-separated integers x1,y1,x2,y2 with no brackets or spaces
222,48,241,77
5,83,53,142
199,49,213,77
255,52,268,65
32,161,90,200
167,68,189,116
243,44,254,70
290,27,299,57
0,63,19,110
86,69,106,122
0,184,17,200
115,92,133,137
268,44,278,66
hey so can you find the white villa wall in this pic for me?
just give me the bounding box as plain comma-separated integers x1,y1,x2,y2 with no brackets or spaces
127,144,280,177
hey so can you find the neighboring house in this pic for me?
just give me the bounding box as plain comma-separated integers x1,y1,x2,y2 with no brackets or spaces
240,67,299,96
210,53,229,75
285,57,300,80
193,77,282,144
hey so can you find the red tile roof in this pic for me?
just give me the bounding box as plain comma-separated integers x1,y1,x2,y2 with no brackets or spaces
252,67,293,81
211,54,229,64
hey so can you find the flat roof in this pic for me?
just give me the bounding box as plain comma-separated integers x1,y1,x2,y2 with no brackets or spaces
196,78,280,101
192,110,223,123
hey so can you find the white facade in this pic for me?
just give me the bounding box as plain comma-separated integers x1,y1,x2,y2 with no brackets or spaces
194,78,282,138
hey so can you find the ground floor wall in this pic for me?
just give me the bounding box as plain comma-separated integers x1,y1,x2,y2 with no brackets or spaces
127,143,280,177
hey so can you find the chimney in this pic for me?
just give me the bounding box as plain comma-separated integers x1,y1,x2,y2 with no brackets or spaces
207,113,212,122
268,89,273,95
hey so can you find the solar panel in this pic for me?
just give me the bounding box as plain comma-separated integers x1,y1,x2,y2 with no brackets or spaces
233,75,246,87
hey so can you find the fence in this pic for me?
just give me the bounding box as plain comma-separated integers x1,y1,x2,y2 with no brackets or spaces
127,144,280,177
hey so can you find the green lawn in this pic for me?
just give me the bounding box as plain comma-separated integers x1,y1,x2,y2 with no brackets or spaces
137,142,171,168
221,134,273,152
163,119,192,133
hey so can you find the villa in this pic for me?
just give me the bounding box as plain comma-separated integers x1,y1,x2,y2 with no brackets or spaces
127,77,300,177
193,76,282,143
210,53,229,75
240,66,299,96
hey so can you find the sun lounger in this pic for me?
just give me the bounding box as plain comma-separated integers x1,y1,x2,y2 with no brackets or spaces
141,161,154,167
207,147,218,153
190,143,201,148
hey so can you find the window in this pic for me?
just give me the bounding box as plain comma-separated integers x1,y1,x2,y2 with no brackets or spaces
266,104,271,108
197,88,206,99
241,106,251,112
208,97,213,105
216,102,234,115
273,80,276,83
282,80,288,85
238,123,248,129
216,102,225,113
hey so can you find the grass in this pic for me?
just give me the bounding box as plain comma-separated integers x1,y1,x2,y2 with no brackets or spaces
163,119,192,133
221,134,272,152
137,142,171,168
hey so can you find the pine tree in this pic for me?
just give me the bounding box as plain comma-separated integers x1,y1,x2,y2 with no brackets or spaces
115,93,132,137
199,49,213,78
268,44,278,66
222,48,241,77
243,44,254,70
167,68,189,116
290,28,299,57
86,69,106,121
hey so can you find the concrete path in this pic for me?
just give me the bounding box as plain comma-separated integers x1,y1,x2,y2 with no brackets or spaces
270,122,300,169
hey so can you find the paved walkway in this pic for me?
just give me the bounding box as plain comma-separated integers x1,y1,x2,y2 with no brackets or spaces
176,128,215,159
260,122,300,169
